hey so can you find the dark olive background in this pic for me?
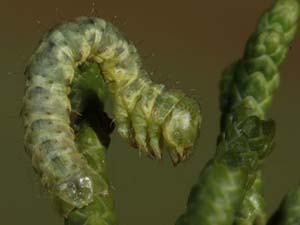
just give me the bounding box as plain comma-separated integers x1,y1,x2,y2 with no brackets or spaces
1,0,300,224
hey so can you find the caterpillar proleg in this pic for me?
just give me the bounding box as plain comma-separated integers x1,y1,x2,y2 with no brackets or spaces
22,16,201,213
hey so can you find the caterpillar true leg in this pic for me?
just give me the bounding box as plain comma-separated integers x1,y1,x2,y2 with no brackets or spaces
147,89,184,160
130,105,150,155
162,95,202,162
130,83,163,156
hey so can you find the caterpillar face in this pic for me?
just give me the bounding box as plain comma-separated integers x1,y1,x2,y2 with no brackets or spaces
162,96,201,162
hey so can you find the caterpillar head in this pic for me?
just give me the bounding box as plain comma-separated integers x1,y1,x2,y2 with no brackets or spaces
162,96,201,165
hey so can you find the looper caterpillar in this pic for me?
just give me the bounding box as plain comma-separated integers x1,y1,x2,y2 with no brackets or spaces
21,16,201,217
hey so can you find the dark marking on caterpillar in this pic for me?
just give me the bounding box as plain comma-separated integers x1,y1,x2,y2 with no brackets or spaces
22,16,202,209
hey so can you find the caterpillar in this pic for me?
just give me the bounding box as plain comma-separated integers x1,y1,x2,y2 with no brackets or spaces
21,16,201,217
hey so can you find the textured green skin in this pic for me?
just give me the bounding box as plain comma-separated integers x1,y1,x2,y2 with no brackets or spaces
234,172,266,225
268,187,300,225
219,0,299,224
176,116,275,225
177,161,248,225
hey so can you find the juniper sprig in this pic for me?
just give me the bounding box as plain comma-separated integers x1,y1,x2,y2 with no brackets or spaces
176,0,299,225
220,1,299,224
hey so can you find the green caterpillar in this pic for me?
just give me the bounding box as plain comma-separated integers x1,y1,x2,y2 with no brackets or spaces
21,16,201,223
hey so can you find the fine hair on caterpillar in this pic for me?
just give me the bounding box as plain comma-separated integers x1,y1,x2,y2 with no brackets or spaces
22,16,202,209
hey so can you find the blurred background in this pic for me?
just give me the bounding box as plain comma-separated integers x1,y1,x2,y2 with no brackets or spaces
1,0,300,224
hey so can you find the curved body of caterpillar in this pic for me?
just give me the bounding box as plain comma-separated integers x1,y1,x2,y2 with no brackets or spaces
21,16,201,214
33,60,117,225
176,116,275,225
268,186,300,225
219,0,299,224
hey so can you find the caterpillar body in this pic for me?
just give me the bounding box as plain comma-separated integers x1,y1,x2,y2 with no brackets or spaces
22,16,201,212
